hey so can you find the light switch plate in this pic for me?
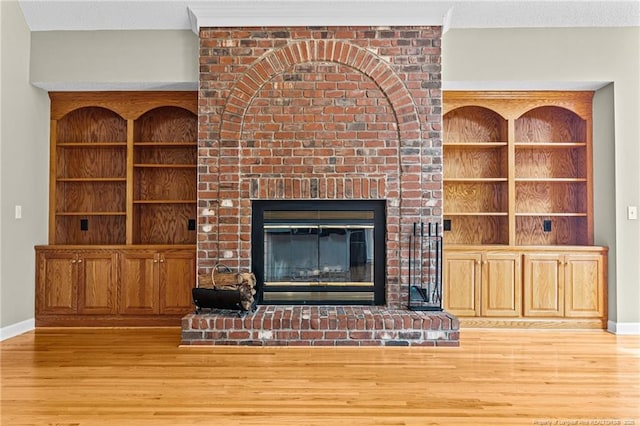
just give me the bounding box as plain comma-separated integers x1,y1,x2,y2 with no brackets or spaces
628,206,638,220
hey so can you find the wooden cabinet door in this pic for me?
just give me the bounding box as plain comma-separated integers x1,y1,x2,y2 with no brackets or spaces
564,253,605,318
77,252,118,315
523,253,563,317
443,252,481,316
37,251,77,314
158,250,196,314
481,253,521,317
118,251,159,315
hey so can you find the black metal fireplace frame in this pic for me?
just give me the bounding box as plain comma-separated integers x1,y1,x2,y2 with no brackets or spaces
251,200,387,305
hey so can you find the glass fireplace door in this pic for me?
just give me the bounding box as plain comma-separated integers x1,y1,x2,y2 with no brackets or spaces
263,225,374,286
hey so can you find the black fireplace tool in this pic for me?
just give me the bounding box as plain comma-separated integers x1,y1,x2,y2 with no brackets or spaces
408,221,443,311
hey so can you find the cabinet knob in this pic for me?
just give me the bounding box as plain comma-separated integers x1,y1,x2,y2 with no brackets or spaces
71,259,76,264
159,258,165,263
153,259,158,263
77,259,83,263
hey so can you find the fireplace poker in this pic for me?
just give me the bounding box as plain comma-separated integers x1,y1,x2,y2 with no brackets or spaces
410,221,419,307
425,222,432,303
431,222,440,303
420,221,424,301
409,222,415,292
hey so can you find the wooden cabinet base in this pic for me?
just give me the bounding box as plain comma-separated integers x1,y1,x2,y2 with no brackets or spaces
35,245,196,327
444,245,607,328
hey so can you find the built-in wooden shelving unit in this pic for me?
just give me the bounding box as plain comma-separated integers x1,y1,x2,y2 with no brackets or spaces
37,92,198,327
442,91,607,329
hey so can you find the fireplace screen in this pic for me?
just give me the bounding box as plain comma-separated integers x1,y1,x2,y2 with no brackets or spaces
252,201,385,305
264,224,374,285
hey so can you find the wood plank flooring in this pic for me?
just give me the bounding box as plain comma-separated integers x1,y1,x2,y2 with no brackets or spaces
1,327,639,425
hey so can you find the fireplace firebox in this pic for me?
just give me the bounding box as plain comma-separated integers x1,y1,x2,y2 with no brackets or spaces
251,200,386,305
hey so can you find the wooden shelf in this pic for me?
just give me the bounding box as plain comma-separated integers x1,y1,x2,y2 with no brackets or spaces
134,142,197,147
515,216,589,246
444,142,508,148
515,178,587,182
56,177,126,182
57,142,127,147
443,91,594,246
49,92,198,246
445,178,508,182
514,142,586,148
132,105,197,245
134,164,197,168
133,200,197,204
515,212,588,217
55,212,126,216
132,203,197,245
443,135,508,182
443,215,509,245
445,180,508,216
443,102,510,246
446,212,508,216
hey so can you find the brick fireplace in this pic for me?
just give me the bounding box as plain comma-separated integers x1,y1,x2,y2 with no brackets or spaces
182,26,458,346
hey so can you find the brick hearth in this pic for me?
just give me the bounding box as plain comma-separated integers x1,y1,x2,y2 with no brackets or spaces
182,306,459,346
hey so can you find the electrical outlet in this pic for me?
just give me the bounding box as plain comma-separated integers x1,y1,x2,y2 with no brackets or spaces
543,220,552,232
628,206,638,220
80,219,89,231
188,219,196,231
443,219,451,231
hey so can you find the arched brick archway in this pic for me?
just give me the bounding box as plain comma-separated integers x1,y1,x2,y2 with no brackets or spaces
220,40,420,143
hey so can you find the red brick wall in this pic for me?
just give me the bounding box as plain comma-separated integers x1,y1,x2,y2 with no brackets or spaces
198,26,442,308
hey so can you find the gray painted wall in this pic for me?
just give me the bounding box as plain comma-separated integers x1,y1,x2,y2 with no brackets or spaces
30,30,198,90
1,0,49,330
1,21,638,332
593,84,616,321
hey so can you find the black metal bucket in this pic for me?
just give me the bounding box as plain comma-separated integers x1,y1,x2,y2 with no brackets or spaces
192,287,247,312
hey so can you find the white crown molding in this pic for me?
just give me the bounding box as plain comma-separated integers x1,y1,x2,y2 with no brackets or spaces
31,81,198,92
19,1,640,33
442,80,612,91
29,80,609,93
187,1,453,33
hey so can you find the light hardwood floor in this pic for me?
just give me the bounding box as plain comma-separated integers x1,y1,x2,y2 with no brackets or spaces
1,327,639,425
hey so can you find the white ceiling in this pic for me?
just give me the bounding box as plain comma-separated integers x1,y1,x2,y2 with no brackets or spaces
19,0,640,33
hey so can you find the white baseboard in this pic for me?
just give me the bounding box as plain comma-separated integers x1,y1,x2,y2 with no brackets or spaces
0,318,35,341
607,320,640,335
